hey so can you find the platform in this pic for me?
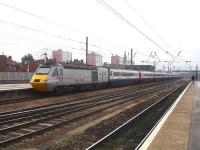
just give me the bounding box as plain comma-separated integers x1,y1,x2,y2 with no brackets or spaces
139,81,200,150
0,83,32,91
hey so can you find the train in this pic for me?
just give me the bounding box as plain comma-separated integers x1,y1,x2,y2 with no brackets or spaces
30,62,181,92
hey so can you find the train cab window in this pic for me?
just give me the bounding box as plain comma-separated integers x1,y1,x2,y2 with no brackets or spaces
52,68,59,77
36,67,50,75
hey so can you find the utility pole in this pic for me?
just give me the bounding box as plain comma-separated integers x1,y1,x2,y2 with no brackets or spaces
196,64,198,80
168,65,170,73
185,61,191,79
163,64,165,80
131,48,133,66
86,36,88,64
154,61,156,81
44,52,47,63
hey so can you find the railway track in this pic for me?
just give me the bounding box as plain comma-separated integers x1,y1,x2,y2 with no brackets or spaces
86,81,189,150
0,79,179,116
0,80,183,148
0,79,178,105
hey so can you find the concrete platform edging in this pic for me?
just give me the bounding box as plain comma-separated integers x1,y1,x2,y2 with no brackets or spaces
139,82,191,150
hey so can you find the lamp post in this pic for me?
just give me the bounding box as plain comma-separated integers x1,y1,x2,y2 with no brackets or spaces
196,64,198,80
164,61,170,73
163,64,165,80
185,61,191,79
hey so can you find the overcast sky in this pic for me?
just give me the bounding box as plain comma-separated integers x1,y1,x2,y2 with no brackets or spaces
0,0,199,70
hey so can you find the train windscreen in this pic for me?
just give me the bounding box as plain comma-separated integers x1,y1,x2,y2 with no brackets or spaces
36,67,50,75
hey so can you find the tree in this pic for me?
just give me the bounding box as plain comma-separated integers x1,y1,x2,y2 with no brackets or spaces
21,54,35,64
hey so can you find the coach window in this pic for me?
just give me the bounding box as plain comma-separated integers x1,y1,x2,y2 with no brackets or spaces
52,68,59,77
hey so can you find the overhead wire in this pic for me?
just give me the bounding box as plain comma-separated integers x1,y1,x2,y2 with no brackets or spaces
124,0,175,56
0,2,122,50
97,0,189,67
0,20,86,44
0,1,185,66
0,2,142,63
0,2,89,37
0,30,113,62
96,0,190,67
96,0,172,57
124,0,188,66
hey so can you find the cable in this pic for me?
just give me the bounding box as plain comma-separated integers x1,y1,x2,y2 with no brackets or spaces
124,0,178,56
96,0,176,59
0,2,90,37
0,1,154,61
0,19,87,44
0,30,124,61
124,0,189,67
0,2,126,51
0,2,186,67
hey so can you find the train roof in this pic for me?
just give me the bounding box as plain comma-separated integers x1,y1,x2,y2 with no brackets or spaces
63,64,97,70
110,68,138,72
40,62,62,67
40,62,97,70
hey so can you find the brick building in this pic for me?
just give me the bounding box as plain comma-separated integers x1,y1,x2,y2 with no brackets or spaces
0,55,17,71
18,64,39,72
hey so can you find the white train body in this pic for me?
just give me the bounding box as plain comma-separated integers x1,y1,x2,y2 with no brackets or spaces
30,62,180,92
110,69,139,81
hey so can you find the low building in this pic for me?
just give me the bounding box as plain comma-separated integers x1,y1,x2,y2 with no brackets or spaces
0,55,17,71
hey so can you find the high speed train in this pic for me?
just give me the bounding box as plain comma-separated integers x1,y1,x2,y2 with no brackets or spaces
30,62,180,92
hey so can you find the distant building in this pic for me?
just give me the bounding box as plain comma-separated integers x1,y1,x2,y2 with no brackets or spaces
87,52,102,66
0,55,17,71
111,51,133,65
52,49,72,63
111,55,123,65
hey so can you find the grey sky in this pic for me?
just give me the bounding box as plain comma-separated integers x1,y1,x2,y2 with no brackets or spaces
0,0,199,70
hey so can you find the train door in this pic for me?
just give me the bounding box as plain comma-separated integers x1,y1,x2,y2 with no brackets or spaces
97,68,103,82
51,67,63,85
139,71,142,80
91,70,98,82
102,68,108,82
52,68,59,84
59,68,63,83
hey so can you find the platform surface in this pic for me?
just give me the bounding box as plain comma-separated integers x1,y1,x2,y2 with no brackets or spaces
140,81,199,150
0,83,32,91
188,82,200,150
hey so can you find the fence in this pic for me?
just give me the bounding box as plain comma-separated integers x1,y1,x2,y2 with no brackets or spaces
0,72,34,81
